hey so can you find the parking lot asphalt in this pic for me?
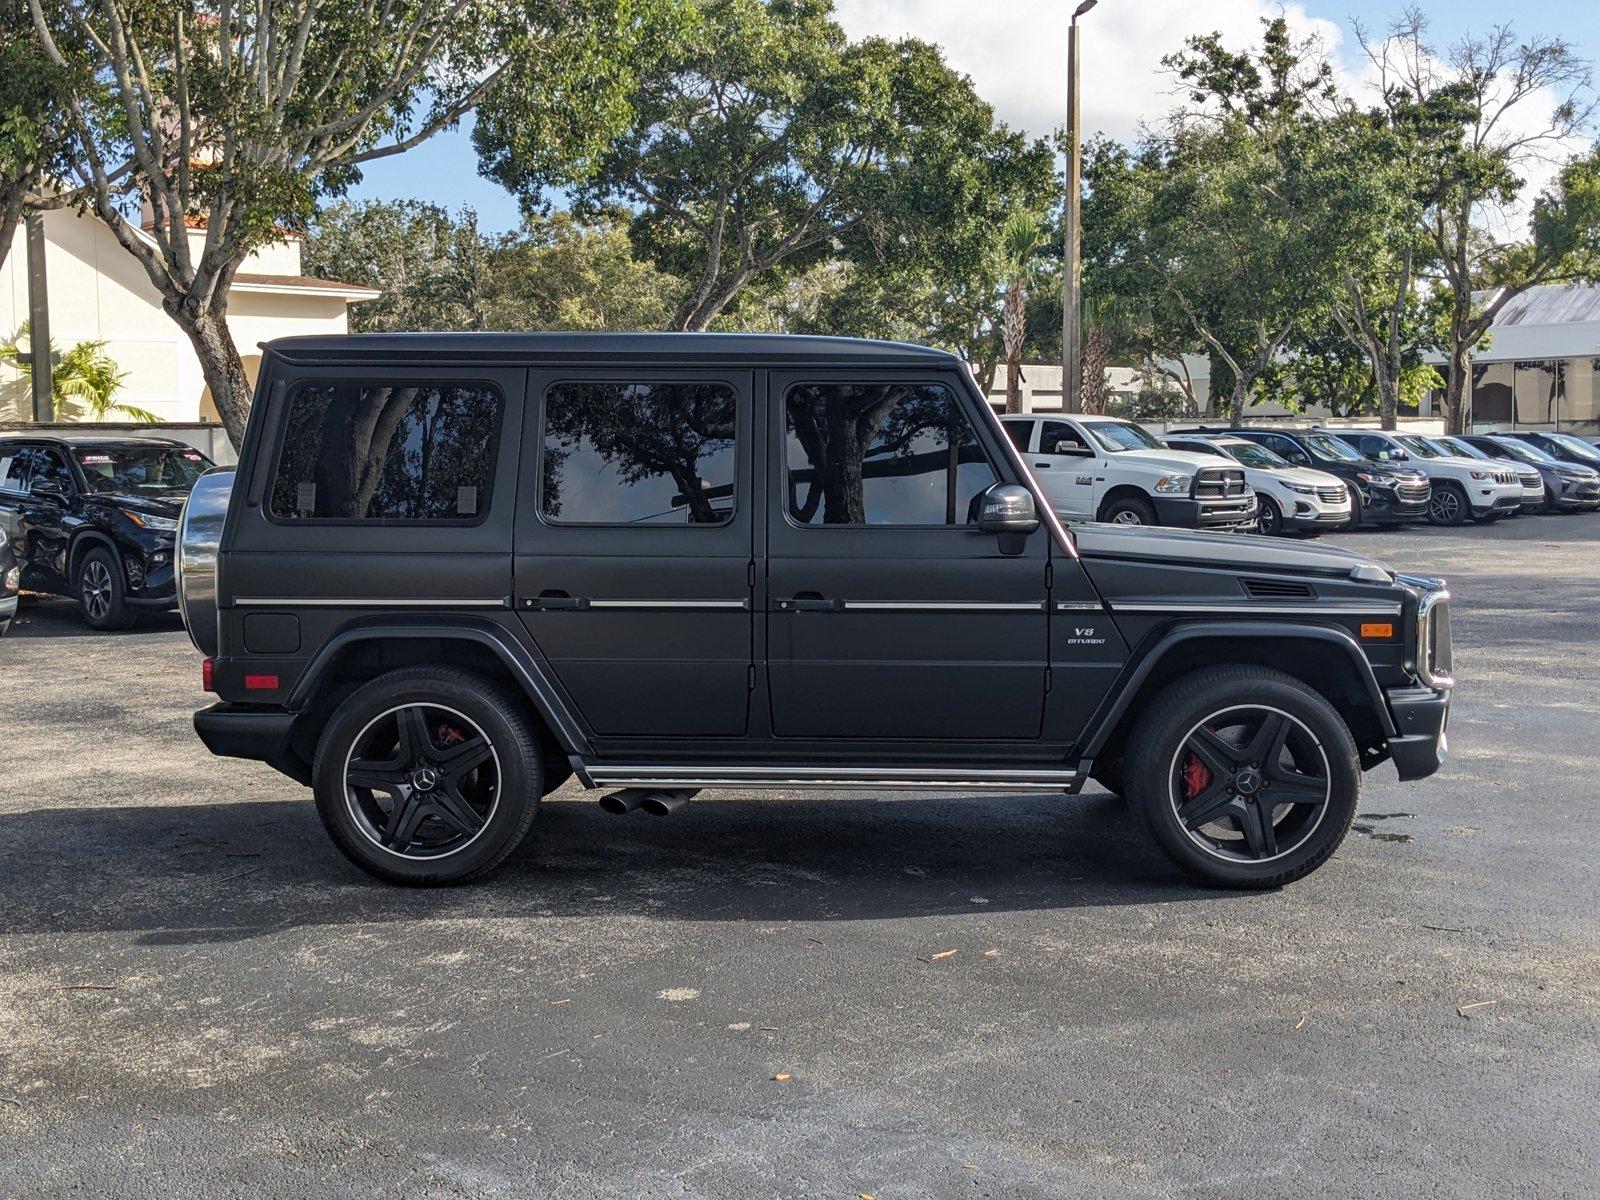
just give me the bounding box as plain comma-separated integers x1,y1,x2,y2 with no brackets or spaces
2,516,1598,1200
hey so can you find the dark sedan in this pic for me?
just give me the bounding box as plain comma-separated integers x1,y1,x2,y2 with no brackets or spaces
0,434,213,629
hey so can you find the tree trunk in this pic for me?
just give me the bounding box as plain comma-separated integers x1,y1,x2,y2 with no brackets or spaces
177,304,253,449
1229,380,1247,429
1080,328,1107,415
1002,281,1025,415
1376,371,1400,431
1444,336,1471,437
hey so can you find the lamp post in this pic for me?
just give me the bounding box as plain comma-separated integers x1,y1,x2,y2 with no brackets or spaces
1062,0,1096,414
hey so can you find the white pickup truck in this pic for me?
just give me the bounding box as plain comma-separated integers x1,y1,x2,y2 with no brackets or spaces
1001,413,1257,530
1330,428,1524,526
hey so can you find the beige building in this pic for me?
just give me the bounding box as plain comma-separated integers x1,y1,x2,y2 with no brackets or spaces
0,207,376,432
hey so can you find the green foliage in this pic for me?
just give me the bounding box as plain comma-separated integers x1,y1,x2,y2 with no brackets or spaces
0,323,157,422
477,0,1054,330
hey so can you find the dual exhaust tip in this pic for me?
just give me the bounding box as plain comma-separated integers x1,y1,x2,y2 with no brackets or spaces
599,788,698,817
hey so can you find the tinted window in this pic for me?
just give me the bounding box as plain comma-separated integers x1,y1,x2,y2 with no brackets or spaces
32,449,73,494
541,381,737,525
1040,421,1091,455
785,383,997,526
76,444,211,493
0,447,27,494
1002,421,1032,452
271,381,501,522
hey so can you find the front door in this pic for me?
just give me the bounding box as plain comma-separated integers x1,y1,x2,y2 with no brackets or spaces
514,369,755,739
1031,419,1099,517
765,373,1048,741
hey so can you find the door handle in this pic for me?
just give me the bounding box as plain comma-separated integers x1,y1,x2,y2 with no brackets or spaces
521,591,590,611
782,592,843,613
1034,462,1053,469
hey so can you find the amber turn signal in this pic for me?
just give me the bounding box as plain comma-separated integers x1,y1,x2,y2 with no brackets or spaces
1360,622,1395,639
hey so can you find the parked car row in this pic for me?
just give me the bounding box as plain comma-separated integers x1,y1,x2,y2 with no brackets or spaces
996,413,1600,539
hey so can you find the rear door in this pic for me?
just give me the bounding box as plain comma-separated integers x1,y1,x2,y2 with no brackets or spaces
764,372,1048,741
513,369,755,738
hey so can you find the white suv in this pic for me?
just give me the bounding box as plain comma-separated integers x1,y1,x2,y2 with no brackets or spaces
1163,432,1351,535
1331,429,1523,526
1001,414,1257,530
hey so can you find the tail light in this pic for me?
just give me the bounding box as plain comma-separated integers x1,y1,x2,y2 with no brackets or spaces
202,658,216,692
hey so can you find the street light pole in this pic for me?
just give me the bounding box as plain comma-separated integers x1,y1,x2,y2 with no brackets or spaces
1062,0,1096,414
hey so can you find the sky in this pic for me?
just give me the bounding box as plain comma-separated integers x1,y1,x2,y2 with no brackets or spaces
344,0,1597,235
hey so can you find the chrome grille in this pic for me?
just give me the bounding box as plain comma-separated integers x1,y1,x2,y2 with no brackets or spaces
1518,469,1541,488
1397,479,1431,504
1316,484,1347,503
1194,467,1248,498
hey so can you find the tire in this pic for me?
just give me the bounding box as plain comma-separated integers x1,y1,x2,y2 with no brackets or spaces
313,667,544,886
1122,666,1360,889
78,547,138,630
1101,495,1157,527
1345,490,1364,530
1544,484,1560,514
1256,496,1284,536
1427,482,1470,527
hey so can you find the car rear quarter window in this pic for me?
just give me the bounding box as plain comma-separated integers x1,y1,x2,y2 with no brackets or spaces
540,381,738,525
784,382,997,526
0,447,27,495
269,380,502,522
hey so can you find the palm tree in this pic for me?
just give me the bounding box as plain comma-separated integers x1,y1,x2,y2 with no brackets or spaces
1,323,160,422
997,213,1047,415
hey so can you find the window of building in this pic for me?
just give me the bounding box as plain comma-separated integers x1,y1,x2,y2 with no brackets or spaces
1563,358,1600,434
270,381,502,522
1471,362,1514,424
785,383,998,526
1514,360,1560,427
540,381,738,525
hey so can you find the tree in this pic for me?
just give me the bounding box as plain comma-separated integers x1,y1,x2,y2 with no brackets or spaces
477,0,1054,332
1,323,159,421
0,4,84,272
997,212,1047,414
34,0,667,448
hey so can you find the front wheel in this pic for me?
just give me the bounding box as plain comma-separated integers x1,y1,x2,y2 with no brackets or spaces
78,547,137,630
313,667,544,886
1427,483,1470,526
1101,495,1157,527
1123,666,1360,889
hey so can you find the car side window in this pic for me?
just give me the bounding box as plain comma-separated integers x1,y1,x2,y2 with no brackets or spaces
32,449,74,495
0,447,28,495
1038,421,1090,456
1360,436,1391,460
270,380,503,523
1002,421,1032,453
539,381,739,526
784,382,998,526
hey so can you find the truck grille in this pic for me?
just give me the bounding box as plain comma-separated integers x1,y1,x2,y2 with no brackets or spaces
1397,479,1430,505
1194,467,1248,499
1492,468,1517,485
1316,484,1347,504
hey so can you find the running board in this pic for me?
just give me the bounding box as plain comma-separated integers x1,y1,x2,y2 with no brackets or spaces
579,764,1081,793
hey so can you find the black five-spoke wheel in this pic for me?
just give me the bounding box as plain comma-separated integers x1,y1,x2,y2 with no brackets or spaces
344,703,501,859
1170,706,1329,862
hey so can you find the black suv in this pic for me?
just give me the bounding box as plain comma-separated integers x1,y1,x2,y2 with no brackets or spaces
0,434,214,629
182,334,1453,890
1223,428,1431,527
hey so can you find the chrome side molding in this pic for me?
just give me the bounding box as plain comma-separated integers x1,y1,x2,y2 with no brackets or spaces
580,763,1080,792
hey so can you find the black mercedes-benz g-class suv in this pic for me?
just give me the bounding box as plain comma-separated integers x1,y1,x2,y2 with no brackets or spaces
0,433,214,628
181,334,1452,890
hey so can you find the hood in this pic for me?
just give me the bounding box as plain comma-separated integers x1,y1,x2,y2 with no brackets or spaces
1111,447,1236,475
1071,521,1390,580
1269,465,1344,488
1556,462,1600,479
100,493,185,520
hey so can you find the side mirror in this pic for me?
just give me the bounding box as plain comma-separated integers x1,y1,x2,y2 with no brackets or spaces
1286,451,1310,466
30,479,68,502
1048,442,1093,457
975,483,1039,555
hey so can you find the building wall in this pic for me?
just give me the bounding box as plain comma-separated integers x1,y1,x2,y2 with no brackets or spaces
0,209,353,425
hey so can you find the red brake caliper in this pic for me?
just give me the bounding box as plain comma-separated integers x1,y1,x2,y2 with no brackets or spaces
1181,752,1212,801
436,723,466,748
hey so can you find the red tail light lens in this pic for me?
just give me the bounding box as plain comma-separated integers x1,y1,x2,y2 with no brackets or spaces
202,658,215,692
244,674,280,691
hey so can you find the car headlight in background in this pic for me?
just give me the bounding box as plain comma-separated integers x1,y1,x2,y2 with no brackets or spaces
1284,482,1319,495
1357,472,1395,487
1469,470,1490,480
123,510,179,532
1153,474,1192,494
3,565,18,593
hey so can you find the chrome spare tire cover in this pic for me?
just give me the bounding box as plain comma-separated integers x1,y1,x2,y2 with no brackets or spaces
177,466,235,658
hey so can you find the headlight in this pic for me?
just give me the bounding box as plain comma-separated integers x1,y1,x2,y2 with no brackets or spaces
1153,474,1191,495
1469,470,1490,480
3,565,17,592
1283,482,1318,495
123,510,179,532
1357,472,1395,487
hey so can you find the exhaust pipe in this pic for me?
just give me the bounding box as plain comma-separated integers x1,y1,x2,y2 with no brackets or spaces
640,788,697,817
599,788,646,815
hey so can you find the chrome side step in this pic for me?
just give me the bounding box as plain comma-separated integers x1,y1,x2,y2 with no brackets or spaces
579,764,1080,792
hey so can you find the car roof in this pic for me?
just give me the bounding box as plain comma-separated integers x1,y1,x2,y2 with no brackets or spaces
0,432,191,449
263,331,962,368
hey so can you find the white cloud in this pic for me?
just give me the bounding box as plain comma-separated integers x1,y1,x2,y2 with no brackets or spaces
832,0,1349,143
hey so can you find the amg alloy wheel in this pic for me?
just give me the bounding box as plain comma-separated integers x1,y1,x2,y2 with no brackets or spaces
1123,666,1359,888
314,667,543,885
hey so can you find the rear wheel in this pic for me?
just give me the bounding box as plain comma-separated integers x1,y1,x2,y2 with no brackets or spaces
1101,495,1157,527
1427,482,1470,526
1123,667,1359,889
78,547,137,630
313,667,543,885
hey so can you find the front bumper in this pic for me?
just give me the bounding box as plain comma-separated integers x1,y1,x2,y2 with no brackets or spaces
194,702,310,784
1556,478,1600,508
1386,686,1450,781
1470,491,1524,517
1283,501,1352,530
1154,494,1258,531
1362,487,1430,522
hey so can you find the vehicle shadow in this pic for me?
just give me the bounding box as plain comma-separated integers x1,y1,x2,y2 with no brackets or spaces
7,595,185,639
0,790,1221,945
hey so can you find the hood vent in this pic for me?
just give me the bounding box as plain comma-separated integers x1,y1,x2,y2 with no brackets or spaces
1242,577,1316,600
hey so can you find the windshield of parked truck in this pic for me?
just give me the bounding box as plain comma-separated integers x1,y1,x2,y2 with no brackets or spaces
1219,441,1288,469
74,444,212,494
1546,433,1600,464
1433,437,1489,460
1300,434,1365,463
1087,421,1163,453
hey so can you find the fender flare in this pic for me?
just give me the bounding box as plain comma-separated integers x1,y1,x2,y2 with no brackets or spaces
284,617,592,758
68,530,121,581
1079,619,1396,757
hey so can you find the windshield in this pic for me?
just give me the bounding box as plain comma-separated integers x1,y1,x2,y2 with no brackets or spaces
1221,441,1288,469
1489,438,1553,465
1434,437,1489,460
1546,433,1600,464
1396,435,1449,460
1300,434,1365,464
75,445,212,494
1087,421,1164,453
